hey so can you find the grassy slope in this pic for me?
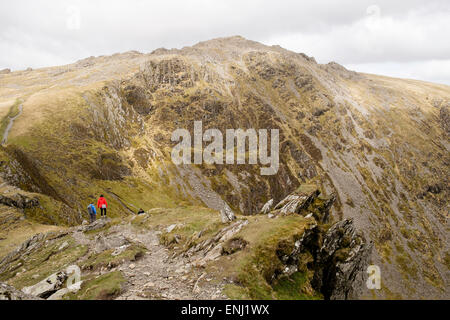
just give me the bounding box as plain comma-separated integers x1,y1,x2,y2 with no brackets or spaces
0,205,63,260
0,38,448,299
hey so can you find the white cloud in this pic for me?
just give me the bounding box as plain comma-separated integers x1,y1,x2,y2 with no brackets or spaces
1,0,449,84
345,60,450,85
264,4,450,64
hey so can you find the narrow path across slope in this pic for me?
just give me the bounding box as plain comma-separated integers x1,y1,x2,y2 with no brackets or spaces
2,103,23,145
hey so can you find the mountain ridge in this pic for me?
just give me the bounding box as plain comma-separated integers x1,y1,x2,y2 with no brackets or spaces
0,36,448,300
5,35,450,88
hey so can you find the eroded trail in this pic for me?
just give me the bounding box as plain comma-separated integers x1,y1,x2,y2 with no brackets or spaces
2,103,23,145
77,221,227,300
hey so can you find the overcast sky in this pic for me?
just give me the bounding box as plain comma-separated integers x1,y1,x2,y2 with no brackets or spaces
1,0,449,84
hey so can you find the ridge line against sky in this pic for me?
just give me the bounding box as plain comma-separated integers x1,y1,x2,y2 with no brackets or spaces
1,0,449,84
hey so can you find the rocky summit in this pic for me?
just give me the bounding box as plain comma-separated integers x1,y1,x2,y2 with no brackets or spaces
0,36,448,300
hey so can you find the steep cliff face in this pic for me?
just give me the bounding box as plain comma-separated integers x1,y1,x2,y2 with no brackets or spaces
0,36,448,299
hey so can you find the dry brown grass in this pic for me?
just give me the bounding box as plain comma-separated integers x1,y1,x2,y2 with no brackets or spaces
0,205,63,259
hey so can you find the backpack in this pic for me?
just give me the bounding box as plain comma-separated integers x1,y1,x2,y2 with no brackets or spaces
88,204,95,215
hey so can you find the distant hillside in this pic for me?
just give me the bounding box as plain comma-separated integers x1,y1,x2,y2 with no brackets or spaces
0,36,448,299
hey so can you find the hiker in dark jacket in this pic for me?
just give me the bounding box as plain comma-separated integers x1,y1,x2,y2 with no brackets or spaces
97,195,108,218
87,203,97,223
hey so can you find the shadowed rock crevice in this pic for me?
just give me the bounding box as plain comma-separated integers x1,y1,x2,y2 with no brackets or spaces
266,190,372,300
311,219,373,300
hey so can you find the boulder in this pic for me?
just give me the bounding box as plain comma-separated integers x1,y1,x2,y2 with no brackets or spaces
0,282,41,300
47,280,83,300
274,189,320,215
22,271,68,299
80,217,110,232
47,288,69,300
188,220,249,266
260,199,273,214
221,237,248,255
220,204,236,223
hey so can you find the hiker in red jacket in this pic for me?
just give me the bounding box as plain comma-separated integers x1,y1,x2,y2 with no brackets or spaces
97,195,108,218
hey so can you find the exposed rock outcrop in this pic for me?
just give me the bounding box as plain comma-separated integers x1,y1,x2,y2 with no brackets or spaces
0,231,66,276
274,189,320,215
260,199,273,214
140,57,198,90
220,205,236,223
0,193,39,209
90,152,131,181
0,36,447,299
312,219,373,300
77,217,111,233
0,282,40,300
186,219,249,266
269,188,335,223
268,191,371,300
123,85,153,115
275,220,321,278
221,237,248,255
22,271,68,299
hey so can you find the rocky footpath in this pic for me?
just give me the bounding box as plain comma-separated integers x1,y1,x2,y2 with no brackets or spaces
0,187,371,300
0,217,227,300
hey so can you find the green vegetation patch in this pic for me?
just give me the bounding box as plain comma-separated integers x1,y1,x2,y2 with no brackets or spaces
64,271,125,300
444,252,450,271
272,272,321,300
24,194,78,226
132,206,223,252
1,236,88,289
220,215,319,300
